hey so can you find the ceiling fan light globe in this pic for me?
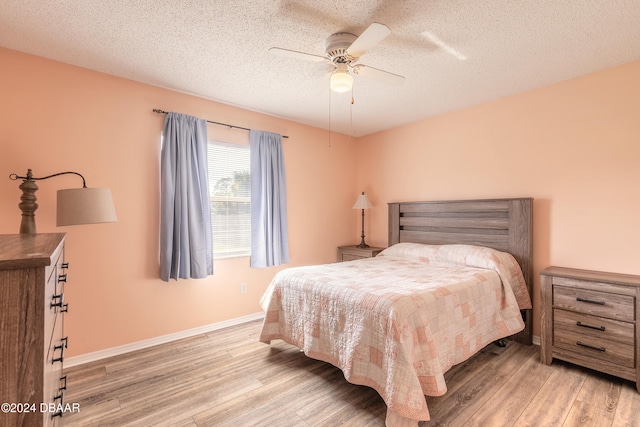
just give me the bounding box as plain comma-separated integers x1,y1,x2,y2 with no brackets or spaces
330,71,353,93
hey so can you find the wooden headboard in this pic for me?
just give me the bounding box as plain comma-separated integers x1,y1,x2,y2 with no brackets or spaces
388,198,533,345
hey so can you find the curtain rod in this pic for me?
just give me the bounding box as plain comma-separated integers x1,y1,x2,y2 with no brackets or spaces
152,109,289,139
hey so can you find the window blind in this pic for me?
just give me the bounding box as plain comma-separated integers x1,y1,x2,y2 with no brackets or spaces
208,141,251,259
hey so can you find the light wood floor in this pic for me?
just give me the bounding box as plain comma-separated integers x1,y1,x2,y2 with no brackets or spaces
61,319,640,427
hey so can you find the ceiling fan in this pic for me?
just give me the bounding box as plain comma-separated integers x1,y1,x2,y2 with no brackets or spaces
269,22,405,93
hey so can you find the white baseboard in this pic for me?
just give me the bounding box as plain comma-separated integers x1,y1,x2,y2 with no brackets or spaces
65,312,265,368
532,335,540,346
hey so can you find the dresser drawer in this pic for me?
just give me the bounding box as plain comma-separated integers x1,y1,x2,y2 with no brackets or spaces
46,315,66,366
553,284,635,322
44,275,61,357
44,270,57,353
43,361,64,427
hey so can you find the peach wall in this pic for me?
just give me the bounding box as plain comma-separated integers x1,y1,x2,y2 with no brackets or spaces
2,45,638,355
357,60,640,337
0,47,359,356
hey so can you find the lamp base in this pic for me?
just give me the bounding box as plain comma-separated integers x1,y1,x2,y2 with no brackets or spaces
357,234,369,248
357,206,369,249
18,172,38,234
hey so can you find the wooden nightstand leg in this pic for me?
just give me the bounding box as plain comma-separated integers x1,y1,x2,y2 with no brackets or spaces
539,274,553,365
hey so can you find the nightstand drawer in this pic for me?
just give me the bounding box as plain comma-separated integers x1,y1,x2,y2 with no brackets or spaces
553,324,635,369
342,254,366,262
337,245,384,262
554,309,634,344
553,284,635,322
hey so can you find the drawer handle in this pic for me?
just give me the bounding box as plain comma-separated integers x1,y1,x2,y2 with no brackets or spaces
576,341,606,352
61,303,69,313
61,262,69,269
59,375,67,391
52,337,69,364
51,293,64,308
576,297,605,306
576,321,605,332
58,274,67,283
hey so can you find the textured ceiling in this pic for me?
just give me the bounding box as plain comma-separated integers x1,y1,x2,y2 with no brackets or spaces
1,0,639,136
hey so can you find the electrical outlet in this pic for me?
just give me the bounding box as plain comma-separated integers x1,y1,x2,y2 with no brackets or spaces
240,282,247,293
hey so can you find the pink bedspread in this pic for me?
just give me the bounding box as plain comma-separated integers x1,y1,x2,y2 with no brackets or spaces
259,243,531,426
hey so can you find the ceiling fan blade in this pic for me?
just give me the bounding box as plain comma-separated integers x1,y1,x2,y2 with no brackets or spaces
269,47,329,63
352,64,405,86
346,23,391,58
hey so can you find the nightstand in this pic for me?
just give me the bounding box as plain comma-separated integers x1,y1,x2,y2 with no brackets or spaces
337,245,384,262
540,266,640,392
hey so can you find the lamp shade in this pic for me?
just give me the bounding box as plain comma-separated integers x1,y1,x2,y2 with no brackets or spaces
330,70,353,93
352,193,373,210
57,187,117,226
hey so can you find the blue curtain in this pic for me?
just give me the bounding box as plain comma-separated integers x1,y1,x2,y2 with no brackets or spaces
250,130,290,267
160,112,213,281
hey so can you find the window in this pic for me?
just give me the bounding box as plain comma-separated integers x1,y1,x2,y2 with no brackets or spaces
208,141,250,259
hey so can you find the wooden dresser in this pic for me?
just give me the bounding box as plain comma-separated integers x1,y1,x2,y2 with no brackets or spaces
337,245,384,262
540,266,640,392
0,233,69,426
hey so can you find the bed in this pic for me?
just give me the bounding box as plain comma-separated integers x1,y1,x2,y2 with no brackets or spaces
259,198,533,426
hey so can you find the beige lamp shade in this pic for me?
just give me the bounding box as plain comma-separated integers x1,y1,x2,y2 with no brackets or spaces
352,193,373,210
57,187,117,226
